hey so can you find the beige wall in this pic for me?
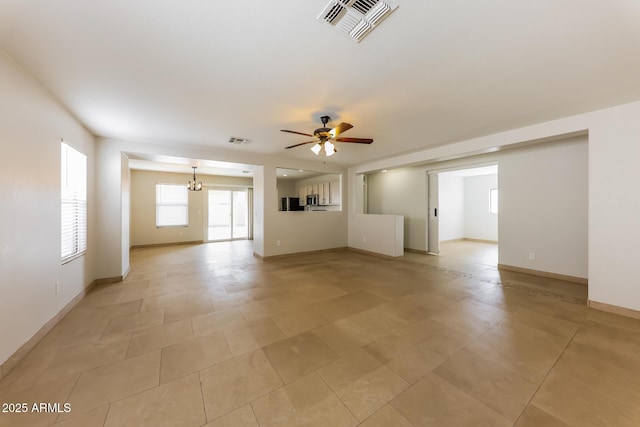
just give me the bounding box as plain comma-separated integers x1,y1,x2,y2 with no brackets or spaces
130,170,252,247
276,180,295,201
0,52,97,366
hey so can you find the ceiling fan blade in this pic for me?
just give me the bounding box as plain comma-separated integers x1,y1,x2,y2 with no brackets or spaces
281,129,314,137
334,137,374,144
285,140,317,149
330,122,353,137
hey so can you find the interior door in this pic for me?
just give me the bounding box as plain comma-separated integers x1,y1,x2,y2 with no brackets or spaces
427,172,440,254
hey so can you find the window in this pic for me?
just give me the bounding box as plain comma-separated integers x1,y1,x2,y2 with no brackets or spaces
156,184,188,227
61,142,87,263
490,188,498,214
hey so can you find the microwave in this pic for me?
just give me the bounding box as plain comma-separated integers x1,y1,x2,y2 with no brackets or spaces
306,194,318,206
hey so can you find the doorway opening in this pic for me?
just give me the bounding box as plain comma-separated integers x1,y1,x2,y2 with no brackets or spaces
206,188,252,242
427,164,498,267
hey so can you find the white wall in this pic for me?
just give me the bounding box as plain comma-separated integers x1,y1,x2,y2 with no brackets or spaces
252,167,265,257
349,214,404,257
464,174,498,241
269,211,348,256
366,168,427,251
359,136,587,279
499,141,587,277
351,101,640,312
587,104,640,311
121,153,130,275
130,170,252,247
438,174,465,241
95,139,124,278
0,53,96,367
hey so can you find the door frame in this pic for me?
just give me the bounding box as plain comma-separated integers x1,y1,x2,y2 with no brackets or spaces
426,161,499,255
427,172,439,254
203,186,253,242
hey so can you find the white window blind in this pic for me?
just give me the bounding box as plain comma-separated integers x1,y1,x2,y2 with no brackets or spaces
61,142,87,263
156,184,188,227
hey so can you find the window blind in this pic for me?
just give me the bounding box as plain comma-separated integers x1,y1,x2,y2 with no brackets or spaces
61,142,87,262
156,184,188,227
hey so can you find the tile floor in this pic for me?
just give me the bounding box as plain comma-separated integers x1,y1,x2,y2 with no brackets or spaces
1,241,639,426
437,239,499,267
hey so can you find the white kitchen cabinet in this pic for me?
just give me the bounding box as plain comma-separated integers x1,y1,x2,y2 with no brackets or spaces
299,187,307,205
318,182,329,205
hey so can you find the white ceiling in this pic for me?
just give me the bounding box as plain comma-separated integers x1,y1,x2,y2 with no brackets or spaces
1,1,640,167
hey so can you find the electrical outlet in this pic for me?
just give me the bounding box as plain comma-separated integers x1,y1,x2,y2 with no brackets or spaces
529,252,536,260
55,281,60,294
276,240,281,247
363,236,367,243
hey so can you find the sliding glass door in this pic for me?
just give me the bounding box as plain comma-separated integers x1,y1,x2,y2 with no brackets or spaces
207,189,249,241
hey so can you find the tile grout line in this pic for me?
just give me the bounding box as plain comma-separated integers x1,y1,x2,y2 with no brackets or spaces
511,324,582,426
102,403,111,427
391,310,512,421
430,370,512,425
249,400,263,427
196,370,208,425
51,370,82,425
315,369,361,424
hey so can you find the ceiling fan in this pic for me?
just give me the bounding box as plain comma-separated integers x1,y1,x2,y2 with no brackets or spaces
281,115,373,156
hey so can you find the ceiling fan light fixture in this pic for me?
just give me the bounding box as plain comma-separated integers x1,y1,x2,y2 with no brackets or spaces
282,115,373,157
325,140,336,156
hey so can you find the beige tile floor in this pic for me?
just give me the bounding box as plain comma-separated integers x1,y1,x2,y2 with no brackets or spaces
1,241,639,426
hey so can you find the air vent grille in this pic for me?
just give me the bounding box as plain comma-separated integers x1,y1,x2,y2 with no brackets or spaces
324,3,347,24
352,0,379,15
317,0,398,42
368,1,391,25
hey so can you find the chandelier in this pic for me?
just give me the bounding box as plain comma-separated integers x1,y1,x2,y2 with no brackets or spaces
188,166,202,191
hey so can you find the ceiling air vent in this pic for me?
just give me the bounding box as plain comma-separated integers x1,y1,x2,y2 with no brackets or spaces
228,137,250,145
324,2,347,24
352,0,379,15
317,0,398,42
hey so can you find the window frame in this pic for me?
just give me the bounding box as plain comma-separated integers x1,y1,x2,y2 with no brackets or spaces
155,183,189,228
61,142,87,264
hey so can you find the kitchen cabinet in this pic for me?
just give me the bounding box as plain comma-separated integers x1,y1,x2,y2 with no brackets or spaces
319,182,330,205
299,187,307,205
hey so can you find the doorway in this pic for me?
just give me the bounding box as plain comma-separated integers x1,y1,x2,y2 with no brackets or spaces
206,189,250,241
427,164,498,267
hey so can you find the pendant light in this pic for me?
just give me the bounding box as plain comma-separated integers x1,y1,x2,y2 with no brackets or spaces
188,166,202,191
